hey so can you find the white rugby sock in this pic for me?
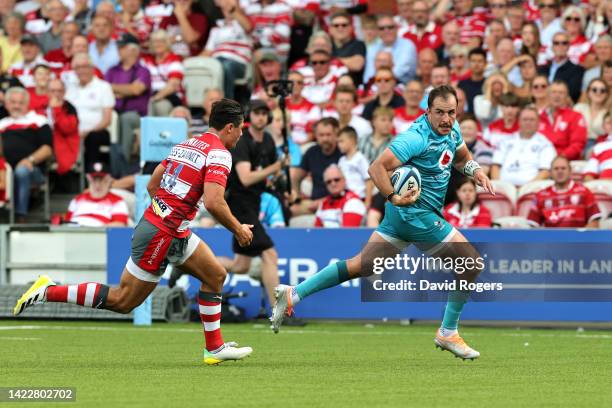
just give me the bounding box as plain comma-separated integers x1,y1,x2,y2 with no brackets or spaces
439,327,458,337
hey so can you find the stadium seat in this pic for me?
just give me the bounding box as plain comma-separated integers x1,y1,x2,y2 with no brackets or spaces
110,188,136,226
134,175,152,222
584,180,612,218
515,180,554,217
570,160,588,181
599,217,612,230
477,180,516,219
493,216,532,229
2,163,14,223
183,57,224,108
234,62,253,88
140,117,188,162
108,110,119,144
289,214,316,227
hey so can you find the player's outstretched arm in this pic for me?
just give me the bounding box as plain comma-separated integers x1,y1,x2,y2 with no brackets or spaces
369,148,419,206
203,182,253,247
454,144,495,195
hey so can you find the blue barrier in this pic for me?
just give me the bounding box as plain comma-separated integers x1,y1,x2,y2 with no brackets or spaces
107,228,612,322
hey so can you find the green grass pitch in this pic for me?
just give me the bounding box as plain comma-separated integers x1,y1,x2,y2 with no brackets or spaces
1,320,611,407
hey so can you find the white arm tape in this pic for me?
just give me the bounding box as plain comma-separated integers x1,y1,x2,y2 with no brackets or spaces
463,160,481,177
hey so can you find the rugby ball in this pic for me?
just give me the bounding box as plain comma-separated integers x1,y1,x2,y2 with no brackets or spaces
390,165,421,196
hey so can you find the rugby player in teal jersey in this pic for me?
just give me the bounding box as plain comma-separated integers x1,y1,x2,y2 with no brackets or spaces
271,85,494,360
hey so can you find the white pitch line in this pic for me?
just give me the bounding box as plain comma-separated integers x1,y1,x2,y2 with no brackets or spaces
0,324,611,340
0,336,41,341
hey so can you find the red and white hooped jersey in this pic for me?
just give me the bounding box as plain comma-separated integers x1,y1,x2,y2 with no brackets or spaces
242,0,293,57
9,56,47,88
114,11,154,44
443,202,492,228
297,62,349,105
483,119,519,149
315,189,366,228
527,181,601,228
140,53,184,94
144,132,232,237
393,108,424,135
285,97,321,144
584,135,612,179
65,192,129,226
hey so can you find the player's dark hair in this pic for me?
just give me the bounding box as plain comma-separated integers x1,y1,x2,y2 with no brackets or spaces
314,117,340,133
338,126,358,141
428,85,457,108
209,98,244,130
468,48,487,60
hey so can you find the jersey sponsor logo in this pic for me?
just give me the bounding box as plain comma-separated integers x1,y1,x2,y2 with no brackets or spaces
148,237,166,265
549,209,576,223
152,197,172,218
438,149,453,169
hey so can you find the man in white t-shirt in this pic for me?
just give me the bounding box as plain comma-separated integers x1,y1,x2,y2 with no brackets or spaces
65,52,116,170
490,106,556,186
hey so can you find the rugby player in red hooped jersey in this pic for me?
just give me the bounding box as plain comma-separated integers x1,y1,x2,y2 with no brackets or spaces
14,99,256,365
527,156,601,228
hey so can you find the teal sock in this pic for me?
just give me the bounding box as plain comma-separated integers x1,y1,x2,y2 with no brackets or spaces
441,290,470,330
295,260,350,300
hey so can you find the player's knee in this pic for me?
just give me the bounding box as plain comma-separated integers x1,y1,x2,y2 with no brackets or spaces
211,266,227,286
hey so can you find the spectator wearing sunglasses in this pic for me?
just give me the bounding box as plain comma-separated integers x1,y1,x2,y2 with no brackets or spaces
536,0,563,49
559,6,593,66
364,14,417,84
329,11,366,86
361,67,404,121
581,35,612,93
573,79,610,150
539,31,584,103
314,164,366,228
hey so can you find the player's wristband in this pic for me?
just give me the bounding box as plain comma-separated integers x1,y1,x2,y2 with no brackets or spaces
462,160,481,177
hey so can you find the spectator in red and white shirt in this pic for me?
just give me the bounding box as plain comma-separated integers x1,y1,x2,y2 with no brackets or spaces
9,35,45,89
393,80,425,134
315,164,366,227
482,92,520,149
27,64,50,115
65,162,129,227
401,0,443,53
286,70,320,145
243,0,292,60
559,5,594,66
160,0,208,57
395,0,414,37
115,0,154,44
528,156,601,228
434,0,487,49
141,29,185,117
300,49,348,106
538,81,588,160
202,0,252,100
45,21,80,70
444,178,492,228
584,112,612,180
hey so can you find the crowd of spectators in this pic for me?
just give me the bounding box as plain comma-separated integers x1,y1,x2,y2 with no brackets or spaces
0,0,610,229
